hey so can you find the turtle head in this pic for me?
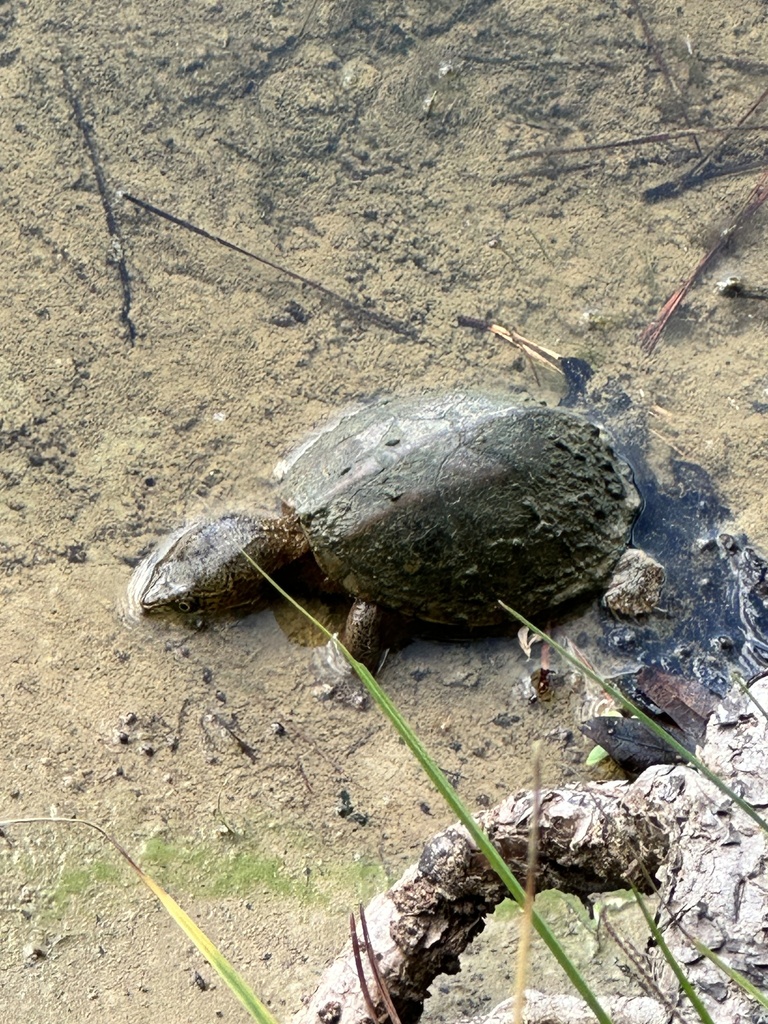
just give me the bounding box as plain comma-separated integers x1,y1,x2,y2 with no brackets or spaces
125,520,234,618
124,512,309,620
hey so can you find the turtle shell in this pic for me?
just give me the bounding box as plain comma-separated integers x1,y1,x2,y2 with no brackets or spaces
279,392,641,625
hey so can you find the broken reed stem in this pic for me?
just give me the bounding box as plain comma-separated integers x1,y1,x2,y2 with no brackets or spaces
504,124,768,162
512,743,542,1024
350,912,381,1024
360,905,402,1024
456,317,564,378
639,166,768,354
349,905,404,1024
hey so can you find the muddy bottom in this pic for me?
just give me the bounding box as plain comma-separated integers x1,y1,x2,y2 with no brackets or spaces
2,0,768,1021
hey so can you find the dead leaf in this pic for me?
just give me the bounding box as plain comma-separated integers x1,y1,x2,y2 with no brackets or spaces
517,626,541,659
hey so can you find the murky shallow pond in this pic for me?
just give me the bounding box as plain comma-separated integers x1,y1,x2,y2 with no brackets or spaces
2,1,767,1020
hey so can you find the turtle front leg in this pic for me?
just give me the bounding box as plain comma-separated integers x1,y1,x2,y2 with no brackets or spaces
341,600,384,670
313,600,384,709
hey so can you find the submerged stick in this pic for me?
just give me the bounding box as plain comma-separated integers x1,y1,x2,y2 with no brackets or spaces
627,0,701,155
638,166,768,354
119,192,418,340
662,84,768,199
505,125,768,163
63,72,136,342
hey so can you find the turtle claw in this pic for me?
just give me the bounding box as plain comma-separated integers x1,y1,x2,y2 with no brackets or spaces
311,640,369,709
603,548,666,618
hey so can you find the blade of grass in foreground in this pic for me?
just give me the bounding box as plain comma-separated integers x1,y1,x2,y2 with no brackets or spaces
692,941,768,1010
246,558,614,1024
500,603,768,837
0,816,281,1024
632,888,715,1024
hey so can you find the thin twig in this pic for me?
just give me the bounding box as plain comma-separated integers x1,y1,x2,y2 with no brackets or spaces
505,124,768,162
350,912,381,1024
62,71,136,343
359,904,402,1024
639,166,768,354
599,914,687,1024
206,713,258,763
628,0,701,155
120,193,417,340
676,84,768,190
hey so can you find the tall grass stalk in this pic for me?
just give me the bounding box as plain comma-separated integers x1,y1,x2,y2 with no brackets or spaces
248,559,614,1024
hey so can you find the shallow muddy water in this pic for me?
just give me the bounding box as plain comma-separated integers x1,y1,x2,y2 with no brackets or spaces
2,1,768,1020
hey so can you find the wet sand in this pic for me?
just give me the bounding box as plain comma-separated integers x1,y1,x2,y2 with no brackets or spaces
2,1,767,1020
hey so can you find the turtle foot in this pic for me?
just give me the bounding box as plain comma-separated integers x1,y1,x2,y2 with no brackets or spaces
603,548,665,617
311,641,369,709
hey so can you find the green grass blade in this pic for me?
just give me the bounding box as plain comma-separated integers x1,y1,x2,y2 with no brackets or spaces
692,941,768,1010
246,560,614,1024
732,671,768,724
136,865,281,1024
1,816,280,1024
499,603,768,837
632,888,714,1024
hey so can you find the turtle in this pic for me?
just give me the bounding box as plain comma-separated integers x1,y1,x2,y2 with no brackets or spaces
126,390,664,671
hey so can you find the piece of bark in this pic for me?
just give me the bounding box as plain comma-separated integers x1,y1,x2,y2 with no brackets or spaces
295,681,768,1024
640,685,768,1022
296,785,666,1024
459,992,670,1024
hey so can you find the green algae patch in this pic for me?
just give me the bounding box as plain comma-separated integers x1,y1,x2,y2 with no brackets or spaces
142,838,297,899
140,837,387,906
53,860,122,909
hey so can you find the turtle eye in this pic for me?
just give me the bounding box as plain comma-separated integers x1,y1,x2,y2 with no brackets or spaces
176,597,200,614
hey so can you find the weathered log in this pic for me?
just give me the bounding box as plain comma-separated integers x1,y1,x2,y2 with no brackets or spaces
457,992,670,1024
294,681,768,1024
